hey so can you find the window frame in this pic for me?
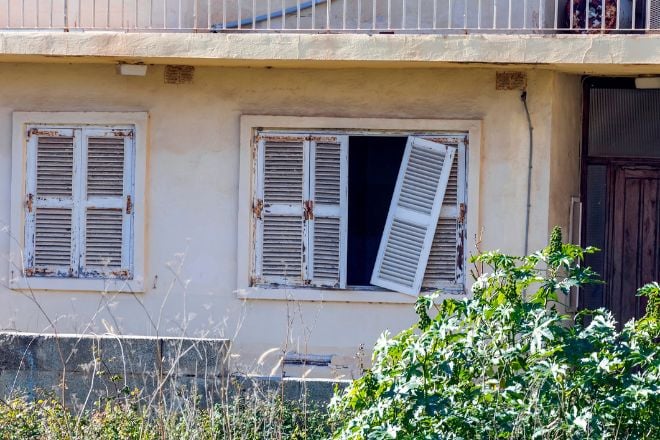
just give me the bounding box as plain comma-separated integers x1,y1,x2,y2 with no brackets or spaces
237,116,481,304
9,112,148,293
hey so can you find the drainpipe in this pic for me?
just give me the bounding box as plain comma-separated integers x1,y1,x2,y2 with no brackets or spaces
521,91,533,256
215,0,329,30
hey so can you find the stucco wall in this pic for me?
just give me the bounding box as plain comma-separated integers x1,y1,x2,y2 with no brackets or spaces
548,73,582,236
0,63,578,378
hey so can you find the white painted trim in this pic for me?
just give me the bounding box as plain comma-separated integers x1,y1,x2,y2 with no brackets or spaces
9,277,144,293
235,287,467,304
9,112,148,293
237,115,482,300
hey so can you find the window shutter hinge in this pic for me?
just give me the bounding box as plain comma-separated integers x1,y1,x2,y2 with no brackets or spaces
26,193,34,213
458,203,466,224
253,199,264,219
125,195,133,214
304,200,314,220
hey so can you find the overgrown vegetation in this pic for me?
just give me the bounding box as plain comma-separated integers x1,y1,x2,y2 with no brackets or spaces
331,228,660,439
0,387,331,439
2,228,658,439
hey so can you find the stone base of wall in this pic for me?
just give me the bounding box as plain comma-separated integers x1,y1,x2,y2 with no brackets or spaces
0,332,348,408
0,331,230,409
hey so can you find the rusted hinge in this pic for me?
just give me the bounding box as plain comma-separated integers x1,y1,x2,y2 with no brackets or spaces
458,203,466,224
303,200,314,220
253,199,264,219
26,193,34,213
125,195,133,214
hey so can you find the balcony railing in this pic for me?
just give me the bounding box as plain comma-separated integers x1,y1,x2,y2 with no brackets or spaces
0,0,658,33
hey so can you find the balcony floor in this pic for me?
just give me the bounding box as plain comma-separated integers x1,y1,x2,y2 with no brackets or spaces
0,31,658,74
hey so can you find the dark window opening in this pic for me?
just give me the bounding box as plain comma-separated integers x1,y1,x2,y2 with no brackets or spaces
346,136,406,286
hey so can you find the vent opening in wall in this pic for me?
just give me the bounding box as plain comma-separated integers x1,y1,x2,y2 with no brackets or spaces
164,65,194,84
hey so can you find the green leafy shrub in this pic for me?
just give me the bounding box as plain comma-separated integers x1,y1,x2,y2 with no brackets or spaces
0,387,331,439
331,227,660,439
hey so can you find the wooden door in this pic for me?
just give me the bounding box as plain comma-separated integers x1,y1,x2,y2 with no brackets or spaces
606,166,660,325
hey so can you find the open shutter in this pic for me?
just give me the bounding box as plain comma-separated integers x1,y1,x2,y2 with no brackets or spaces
371,137,456,296
80,128,134,278
309,135,348,288
25,128,78,277
423,139,467,290
254,134,308,285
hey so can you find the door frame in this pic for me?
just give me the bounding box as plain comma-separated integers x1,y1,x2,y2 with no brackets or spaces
579,76,660,313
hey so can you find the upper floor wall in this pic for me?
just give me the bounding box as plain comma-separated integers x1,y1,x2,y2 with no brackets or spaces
1,0,658,33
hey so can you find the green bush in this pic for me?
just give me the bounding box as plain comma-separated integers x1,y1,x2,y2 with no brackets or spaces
0,387,331,439
331,228,660,439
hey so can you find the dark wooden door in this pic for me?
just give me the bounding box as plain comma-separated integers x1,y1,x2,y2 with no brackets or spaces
606,166,660,325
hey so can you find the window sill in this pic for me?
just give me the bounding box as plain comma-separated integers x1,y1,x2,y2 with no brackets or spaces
9,277,145,293
235,287,466,304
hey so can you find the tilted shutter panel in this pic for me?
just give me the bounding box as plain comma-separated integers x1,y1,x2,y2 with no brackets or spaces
423,139,466,289
309,136,348,288
255,134,308,285
81,129,134,278
371,137,456,296
25,128,78,277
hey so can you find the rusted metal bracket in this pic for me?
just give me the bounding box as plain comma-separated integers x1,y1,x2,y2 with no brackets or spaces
458,203,466,224
125,195,133,214
26,193,34,213
303,200,314,220
253,199,264,219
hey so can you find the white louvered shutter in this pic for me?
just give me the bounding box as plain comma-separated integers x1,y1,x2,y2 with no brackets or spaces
255,134,308,285
25,128,78,277
80,128,135,278
309,136,348,288
423,139,467,290
371,137,456,296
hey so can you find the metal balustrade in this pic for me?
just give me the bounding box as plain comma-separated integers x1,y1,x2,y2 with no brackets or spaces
0,0,657,33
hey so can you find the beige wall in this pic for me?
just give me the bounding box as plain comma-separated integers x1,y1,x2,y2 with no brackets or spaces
548,73,582,235
0,63,580,378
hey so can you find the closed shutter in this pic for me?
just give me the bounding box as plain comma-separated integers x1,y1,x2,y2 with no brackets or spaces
371,137,456,296
309,136,348,288
25,128,77,277
24,126,135,280
254,134,308,285
80,129,134,278
423,139,467,290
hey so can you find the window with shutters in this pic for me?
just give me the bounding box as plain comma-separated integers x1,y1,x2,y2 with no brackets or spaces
10,113,147,292
23,126,135,279
251,130,467,297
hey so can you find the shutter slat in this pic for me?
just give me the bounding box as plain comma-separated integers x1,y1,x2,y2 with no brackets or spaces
314,143,341,205
261,214,304,281
87,137,125,197
312,217,341,281
257,136,307,285
264,141,304,204
371,137,456,296
423,218,459,285
36,137,74,197
309,138,348,288
85,208,123,269
444,160,459,206
34,208,73,268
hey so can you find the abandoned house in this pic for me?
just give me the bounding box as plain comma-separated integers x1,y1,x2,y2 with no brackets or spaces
0,0,658,383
